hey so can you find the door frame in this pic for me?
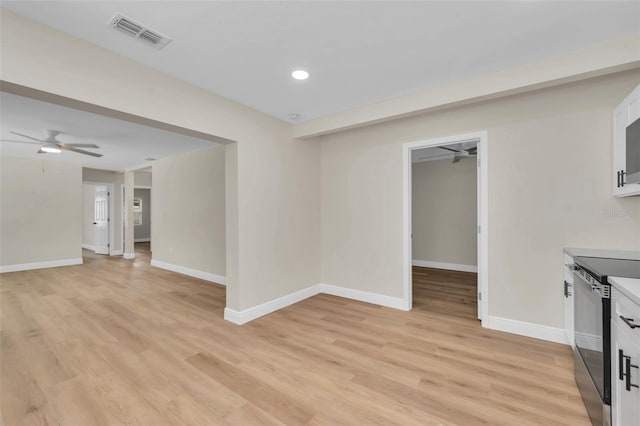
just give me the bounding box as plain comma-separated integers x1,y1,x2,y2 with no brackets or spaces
133,186,152,251
82,181,115,255
402,130,488,325
121,184,153,253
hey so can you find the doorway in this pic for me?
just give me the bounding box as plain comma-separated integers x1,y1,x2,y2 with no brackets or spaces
82,182,115,256
121,168,153,261
402,131,488,325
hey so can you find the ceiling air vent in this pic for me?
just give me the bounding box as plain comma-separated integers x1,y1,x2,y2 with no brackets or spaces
109,13,172,50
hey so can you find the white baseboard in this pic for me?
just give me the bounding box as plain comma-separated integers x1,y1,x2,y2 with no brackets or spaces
412,259,478,273
224,282,407,325
485,315,568,345
0,258,83,273
319,283,407,310
224,284,322,325
151,259,226,286
123,253,135,259
134,238,151,243
110,250,123,256
82,244,96,251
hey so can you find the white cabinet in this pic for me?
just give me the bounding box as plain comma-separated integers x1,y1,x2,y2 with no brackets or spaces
612,83,640,197
611,287,640,426
563,253,575,348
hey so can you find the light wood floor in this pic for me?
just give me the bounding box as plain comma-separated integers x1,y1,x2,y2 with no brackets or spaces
1,248,590,425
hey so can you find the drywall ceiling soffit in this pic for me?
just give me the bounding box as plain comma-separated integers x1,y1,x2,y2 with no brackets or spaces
293,36,640,138
2,1,639,127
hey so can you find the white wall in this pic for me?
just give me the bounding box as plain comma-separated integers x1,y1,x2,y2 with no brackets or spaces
412,158,477,267
320,71,640,329
1,156,82,268
1,10,321,312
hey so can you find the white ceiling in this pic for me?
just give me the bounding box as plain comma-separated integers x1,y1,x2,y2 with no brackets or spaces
0,92,216,171
2,1,639,123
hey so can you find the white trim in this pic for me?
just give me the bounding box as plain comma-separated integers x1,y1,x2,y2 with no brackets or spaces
123,252,135,259
486,316,568,345
151,259,226,285
134,238,151,243
412,260,477,273
82,244,97,251
224,282,407,325
0,258,83,273
222,282,568,347
319,283,406,310
403,131,489,324
224,284,322,325
478,134,489,321
110,250,123,256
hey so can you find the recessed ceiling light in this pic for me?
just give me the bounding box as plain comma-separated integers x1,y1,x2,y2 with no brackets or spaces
288,113,301,121
291,70,309,80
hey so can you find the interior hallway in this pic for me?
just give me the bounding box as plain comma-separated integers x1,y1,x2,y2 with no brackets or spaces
1,255,588,425
412,266,478,320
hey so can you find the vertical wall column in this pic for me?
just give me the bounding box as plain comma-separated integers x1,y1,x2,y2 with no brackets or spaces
123,170,135,259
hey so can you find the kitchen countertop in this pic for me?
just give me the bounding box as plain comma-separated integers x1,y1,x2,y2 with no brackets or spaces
609,276,640,306
564,247,640,260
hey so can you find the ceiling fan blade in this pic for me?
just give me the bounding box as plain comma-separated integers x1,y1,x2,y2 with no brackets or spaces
59,145,103,157
439,146,460,153
0,139,42,145
64,143,100,149
9,131,46,143
418,153,453,160
467,146,478,153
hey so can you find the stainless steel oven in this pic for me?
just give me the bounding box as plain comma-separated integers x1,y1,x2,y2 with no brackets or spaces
572,256,640,426
573,261,611,426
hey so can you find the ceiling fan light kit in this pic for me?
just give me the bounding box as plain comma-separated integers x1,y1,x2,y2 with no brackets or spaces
0,129,103,157
41,145,62,154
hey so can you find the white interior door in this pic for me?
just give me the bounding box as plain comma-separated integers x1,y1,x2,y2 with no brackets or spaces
94,186,110,255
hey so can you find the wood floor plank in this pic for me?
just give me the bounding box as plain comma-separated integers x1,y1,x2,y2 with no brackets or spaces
0,246,590,425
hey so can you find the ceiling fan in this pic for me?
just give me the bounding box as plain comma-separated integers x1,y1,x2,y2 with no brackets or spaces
418,144,477,163
0,130,103,157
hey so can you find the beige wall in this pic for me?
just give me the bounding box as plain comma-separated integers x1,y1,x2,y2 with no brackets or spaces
412,158,477,266
83,168,124,252
134,171,152,187
152,146,225,276
320,71,640,329
1,156,82,266
0,10,321,312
